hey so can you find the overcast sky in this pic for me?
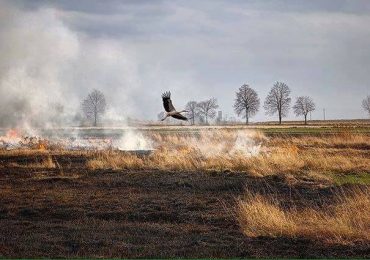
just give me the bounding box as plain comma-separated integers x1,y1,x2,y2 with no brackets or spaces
1,0,370,124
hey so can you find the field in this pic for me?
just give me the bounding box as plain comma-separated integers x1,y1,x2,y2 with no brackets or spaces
0,125,369,258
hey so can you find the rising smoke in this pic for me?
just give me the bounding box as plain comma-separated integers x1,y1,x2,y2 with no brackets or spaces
0,1,141,129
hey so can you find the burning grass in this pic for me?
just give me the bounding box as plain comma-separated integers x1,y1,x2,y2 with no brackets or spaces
237,187,370,245
0,127,369,258
85,130,369,182
1,128,369,182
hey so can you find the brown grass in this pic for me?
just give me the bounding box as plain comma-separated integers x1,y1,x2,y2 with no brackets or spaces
8,155,56,168
237,187,370,244
85,131,369,181
2,130,369,181
87,152,144,170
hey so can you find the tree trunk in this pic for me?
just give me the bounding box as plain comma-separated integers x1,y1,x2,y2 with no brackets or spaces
278,114,282,125
246,107,249,125
304,114,307,125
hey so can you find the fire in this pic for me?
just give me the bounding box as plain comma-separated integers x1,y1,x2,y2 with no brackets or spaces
38,141,47,150
6,129,20,139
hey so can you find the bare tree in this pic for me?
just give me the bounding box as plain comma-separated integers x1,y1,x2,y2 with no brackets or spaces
264,82,291,124
362,95,370,117
293,96,315,124
185,101,198,125
197,98,219,124
234,84,260,124
81,89,106,126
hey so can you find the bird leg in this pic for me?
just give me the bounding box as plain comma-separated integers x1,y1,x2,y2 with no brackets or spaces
161,114,169,121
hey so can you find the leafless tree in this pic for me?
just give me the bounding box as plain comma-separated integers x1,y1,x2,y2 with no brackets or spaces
264,82,291,124
362,95,370,117
185,101,198,125
81,89,106,126
293,96,315,124
197,98,219,124
234,84,260,124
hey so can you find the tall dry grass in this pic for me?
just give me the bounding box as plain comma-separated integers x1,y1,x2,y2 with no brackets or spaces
237,187,370,244
86,131,370,179
2,130,368,179
87,152,144,170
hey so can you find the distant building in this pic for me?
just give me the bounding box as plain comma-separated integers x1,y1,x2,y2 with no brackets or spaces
217,111,222,122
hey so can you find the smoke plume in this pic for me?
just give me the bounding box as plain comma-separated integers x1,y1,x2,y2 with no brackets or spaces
0,2,140,129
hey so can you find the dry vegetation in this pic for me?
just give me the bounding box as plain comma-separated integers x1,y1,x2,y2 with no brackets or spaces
237,187,370,245
86,130,370,181
0,128,369,257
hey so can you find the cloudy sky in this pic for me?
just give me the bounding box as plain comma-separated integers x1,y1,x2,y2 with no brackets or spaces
1,0,370,126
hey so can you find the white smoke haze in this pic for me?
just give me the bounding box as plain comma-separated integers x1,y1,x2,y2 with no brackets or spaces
114,131,153,151
229,131,264,157
0,2,143,130
0,2,159,151
158,130,266,158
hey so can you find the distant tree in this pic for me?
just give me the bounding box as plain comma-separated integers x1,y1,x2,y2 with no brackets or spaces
185,101,198,125
234,84,260,124
293,96,315,125
198,115,205,124
197,98,219,124
264,82,291,124
362,95,370,117
81,89,106,126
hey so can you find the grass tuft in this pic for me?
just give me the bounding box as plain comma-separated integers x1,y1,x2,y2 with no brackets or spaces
237,187,370,244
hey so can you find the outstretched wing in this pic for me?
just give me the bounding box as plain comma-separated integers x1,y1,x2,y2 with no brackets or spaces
162,91,176,112
172,113,188,121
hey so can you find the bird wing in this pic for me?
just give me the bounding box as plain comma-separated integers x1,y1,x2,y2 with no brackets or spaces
162,91,176,112
172,113,188,121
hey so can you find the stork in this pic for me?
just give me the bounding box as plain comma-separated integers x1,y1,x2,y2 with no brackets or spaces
161,91,188,121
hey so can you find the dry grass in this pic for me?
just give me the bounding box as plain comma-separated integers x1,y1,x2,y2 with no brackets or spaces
270,131,370,149
85,130,369,180
1,129,369,180
7,155,56,168
87,152,144,170
237,187,370,244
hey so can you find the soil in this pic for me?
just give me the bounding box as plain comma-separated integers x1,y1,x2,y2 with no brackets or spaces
0,153,368,258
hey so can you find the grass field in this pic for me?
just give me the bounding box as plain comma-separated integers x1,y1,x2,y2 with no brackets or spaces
0,125,369,258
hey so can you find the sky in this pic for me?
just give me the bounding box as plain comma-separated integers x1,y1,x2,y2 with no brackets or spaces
0,0,370,126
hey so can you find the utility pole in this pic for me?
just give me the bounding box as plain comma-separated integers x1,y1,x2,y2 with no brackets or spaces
323,108,326,121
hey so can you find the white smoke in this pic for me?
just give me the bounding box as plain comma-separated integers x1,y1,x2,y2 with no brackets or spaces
169,130,265,158
0,2,142,129
114,131,153,150
229,131,262,156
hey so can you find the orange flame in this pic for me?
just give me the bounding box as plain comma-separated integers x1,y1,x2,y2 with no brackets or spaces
38,141,47,150
6,129,20,138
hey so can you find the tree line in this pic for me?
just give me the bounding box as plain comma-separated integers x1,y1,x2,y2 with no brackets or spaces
235,82,370,125
234,81,316,125
80,85,370,126
177,81,316,125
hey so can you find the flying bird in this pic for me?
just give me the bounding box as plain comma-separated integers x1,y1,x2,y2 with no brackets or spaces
161,91,188,121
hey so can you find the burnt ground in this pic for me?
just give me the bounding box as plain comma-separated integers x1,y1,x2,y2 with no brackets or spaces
0,154,369,258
